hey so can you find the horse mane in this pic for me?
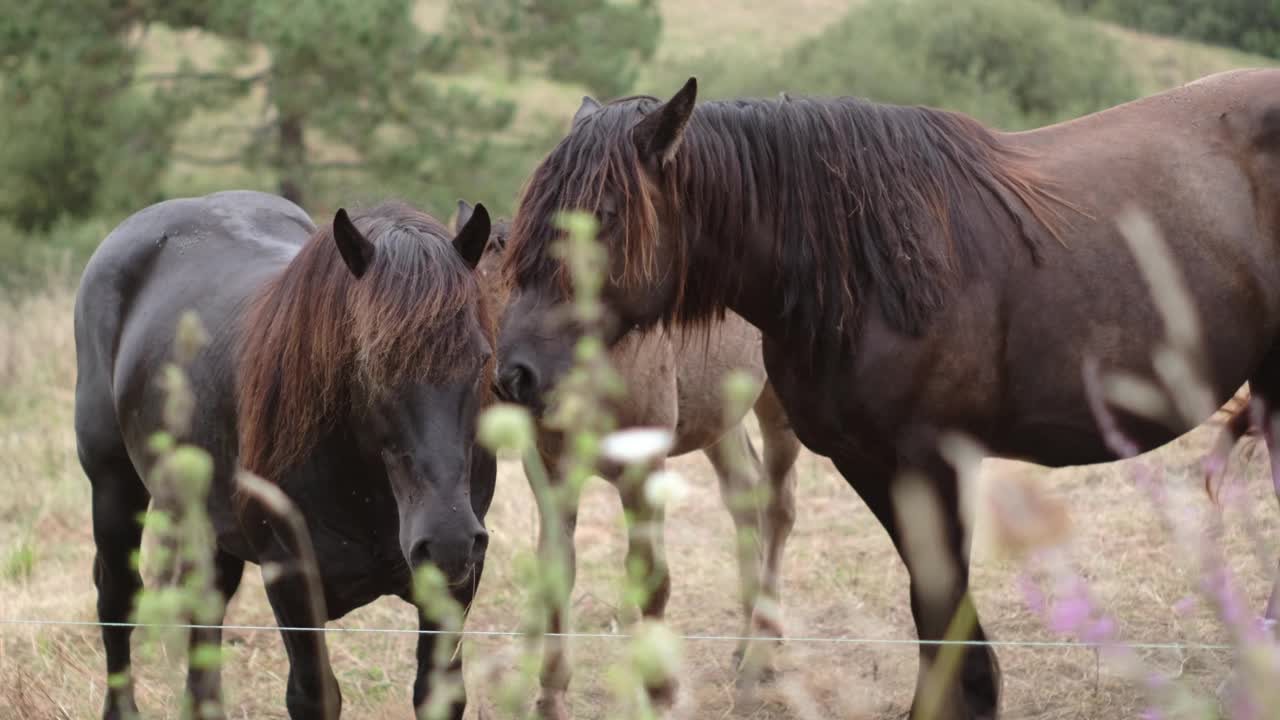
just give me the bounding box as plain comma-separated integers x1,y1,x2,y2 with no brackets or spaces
236,201,494,487
505,93,1069,364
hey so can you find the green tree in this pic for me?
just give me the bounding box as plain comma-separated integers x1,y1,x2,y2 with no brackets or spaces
148,0,662,211
0,0,663,229
143,0,517,210
451,0,662,99
0,1,187,230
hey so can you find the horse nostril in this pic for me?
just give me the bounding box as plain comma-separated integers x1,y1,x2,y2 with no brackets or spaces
500,361,538,403
409,537,433,569
472,528,490,559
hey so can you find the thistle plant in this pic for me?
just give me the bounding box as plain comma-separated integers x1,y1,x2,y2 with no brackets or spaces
475,210,691,718
129,311,225,720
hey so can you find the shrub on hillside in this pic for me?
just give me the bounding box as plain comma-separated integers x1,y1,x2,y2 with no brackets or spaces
1061,0,1280,61
0,215,117,293
715,0,1138,130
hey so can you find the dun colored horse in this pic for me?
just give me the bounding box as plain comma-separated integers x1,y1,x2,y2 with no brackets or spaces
457,201,801,718
74,191,496,720
493,70,1280,720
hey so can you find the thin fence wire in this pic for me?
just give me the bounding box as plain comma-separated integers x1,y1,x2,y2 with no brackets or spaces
0,617,1235,651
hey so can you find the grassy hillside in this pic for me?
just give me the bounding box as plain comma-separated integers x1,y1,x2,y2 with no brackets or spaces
136,0,1273,217
1102,22,1274,94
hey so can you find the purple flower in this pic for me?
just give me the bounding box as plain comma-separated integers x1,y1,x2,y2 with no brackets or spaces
1049,594,1091,635
1082,616,1116,644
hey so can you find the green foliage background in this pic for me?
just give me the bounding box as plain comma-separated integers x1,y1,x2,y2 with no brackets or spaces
0,0,1271,291
687,0,1137,131
1060,0,1280,59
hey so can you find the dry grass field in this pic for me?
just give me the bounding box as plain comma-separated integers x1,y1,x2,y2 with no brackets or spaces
1,273,1277,720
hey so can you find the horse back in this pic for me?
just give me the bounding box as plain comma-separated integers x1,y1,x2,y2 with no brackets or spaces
73,190,314,484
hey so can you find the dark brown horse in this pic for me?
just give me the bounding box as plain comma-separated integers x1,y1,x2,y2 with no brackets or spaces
74,191,496,720
493,70,1280,719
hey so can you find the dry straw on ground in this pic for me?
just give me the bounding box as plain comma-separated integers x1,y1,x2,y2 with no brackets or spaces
1,275,1276,719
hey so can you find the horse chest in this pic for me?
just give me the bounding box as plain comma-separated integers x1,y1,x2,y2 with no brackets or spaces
311,528,410,617
304,492,410,616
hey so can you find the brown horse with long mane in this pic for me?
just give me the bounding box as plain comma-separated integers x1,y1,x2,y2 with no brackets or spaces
75,191,496,719
493,69,1280,719
459,202,801,717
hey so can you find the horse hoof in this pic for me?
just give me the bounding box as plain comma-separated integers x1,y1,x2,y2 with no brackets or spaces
733,638,782,688
905,702,996,720
534,692,570,720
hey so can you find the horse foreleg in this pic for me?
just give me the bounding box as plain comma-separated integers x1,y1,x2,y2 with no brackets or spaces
619,467,675,709
533,451,580,720
835,452,998,720
412,562,481,720
238,497,339,720
261,562,340,719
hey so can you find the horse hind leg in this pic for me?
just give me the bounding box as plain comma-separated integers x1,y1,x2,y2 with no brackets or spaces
83,447,151,720
752,383,800,641
532,445,581,720
618,463,676,708
737,382,801,683
1202,386,1253,502
1245,370,1280,630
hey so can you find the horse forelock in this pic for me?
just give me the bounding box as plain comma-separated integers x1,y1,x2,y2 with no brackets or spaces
235,201,494,486
503,97,665,303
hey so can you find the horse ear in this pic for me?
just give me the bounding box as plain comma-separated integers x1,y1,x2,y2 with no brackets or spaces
632,77,697,170
455,199,474,234
573,95,601,127
452,202,490,270
332,208,375,279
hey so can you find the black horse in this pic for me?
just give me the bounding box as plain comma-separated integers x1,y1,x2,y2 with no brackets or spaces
74,190,496,719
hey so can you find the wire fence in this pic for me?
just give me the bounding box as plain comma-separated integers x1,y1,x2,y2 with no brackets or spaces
0,617,1236,651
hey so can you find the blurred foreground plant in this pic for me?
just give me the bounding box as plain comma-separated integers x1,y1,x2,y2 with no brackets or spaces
129,311,226,720
476,210,692,718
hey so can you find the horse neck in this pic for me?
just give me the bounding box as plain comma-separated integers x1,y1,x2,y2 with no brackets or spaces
671,112,808,342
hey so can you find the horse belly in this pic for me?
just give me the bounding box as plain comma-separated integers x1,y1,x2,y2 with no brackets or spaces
761,296,1006,465
998,235,1274,465
669,313,765,455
